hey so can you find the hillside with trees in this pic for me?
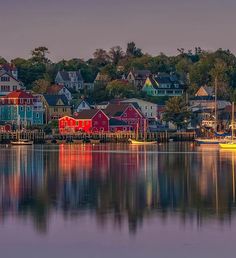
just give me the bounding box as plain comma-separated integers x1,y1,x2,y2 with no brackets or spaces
2,43,236,103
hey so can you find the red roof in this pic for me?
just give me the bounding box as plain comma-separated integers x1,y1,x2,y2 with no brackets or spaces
46,84,64,94
6,90,33,99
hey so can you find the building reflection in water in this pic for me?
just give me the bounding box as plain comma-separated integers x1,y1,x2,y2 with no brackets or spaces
0,143,236,234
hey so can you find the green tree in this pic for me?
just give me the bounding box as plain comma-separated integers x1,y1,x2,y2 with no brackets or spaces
32,79,50,94
163,97,191,129
109,46,124,65
106,80,137,98
0,57,7,65
93,49,110,67
31,46,51,64
126,42,143,58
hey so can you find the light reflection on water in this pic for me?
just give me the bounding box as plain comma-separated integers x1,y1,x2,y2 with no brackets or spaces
0,143,236,257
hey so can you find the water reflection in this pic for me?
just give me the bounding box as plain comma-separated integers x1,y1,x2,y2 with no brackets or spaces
0,143,236,234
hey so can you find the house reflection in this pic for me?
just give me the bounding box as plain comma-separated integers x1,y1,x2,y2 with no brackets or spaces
0,143,236,234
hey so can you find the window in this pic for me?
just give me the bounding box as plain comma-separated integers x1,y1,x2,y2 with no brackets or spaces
20,106,23,111
36,113,39,118
150,106,153,110
13,86,17,91
27,99,30,104
145,106,147,109
27,107,30,111
20,99,23,104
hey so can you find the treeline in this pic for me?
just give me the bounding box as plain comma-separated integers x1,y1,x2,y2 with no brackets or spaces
1,43,236,101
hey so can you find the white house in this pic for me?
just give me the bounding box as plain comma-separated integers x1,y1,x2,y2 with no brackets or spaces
55,70,84,92
0,70,22,96
74,99,92,113
121,98,157,120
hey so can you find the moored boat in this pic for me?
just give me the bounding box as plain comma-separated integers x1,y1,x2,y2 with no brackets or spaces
220,142,236,149
129,139,157,145
195,138,227,145
90,139,101,144
11,139,34,145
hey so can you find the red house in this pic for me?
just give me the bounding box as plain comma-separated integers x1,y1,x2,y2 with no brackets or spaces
59,109,109,134
104,103,146,131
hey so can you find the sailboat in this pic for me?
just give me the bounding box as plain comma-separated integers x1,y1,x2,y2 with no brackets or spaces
129,120,157,145
11,104,34,146
220,102,236,149
195,78,227,145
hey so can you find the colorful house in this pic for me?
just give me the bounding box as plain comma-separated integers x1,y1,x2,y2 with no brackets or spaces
42,95,71,122
127,70,151,90
59,110,109,134
142,73,184,97
104,103,146,130
0,90,44,126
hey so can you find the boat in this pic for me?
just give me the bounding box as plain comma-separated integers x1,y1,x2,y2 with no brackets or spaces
220,102,236,149
129,139,157,145
129,120,157,145
11,139,34,145
195,138,227,145
90,139,101,144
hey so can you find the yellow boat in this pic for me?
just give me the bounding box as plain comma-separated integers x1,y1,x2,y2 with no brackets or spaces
220,143,236,149
219,102,236,149
129,139,157,145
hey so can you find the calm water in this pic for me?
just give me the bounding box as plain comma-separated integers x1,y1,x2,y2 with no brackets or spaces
0,143,236,257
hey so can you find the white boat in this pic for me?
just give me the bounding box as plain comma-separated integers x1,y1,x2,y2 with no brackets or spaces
11,139,34,145
129,139,157,145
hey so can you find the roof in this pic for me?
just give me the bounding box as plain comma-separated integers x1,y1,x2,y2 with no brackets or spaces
0,70,20,82
43,94,69,106
147,74,184,90
109,118,129,126
6,90,33,99
77,109,101,119
0,63,17,72
58,70,84,82
46,84,64,94
195,86,214,97
104,103,130,117
131,70,151,79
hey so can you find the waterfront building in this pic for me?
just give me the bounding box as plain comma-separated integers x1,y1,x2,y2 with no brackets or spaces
120,98,157,120
142,73,184,97
42,95,72,122
0,63,18,80
0,90,44,126
59,109,109,134
104,103,146,130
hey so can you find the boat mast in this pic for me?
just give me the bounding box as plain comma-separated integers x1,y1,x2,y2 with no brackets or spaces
214,77,218,132
232,102,234,141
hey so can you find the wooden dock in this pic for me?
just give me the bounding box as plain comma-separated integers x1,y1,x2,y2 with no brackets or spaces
0,131,195,144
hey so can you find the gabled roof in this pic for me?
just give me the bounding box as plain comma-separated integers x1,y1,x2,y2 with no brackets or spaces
0,70,20,83
0,63,17,72
43,94,69,106
195,86,214,97
130,70,151,79
6,90,33,99
58,70,84,82
77,109,103,119
146,74,183,90
46,84,64,94
104,103,130,117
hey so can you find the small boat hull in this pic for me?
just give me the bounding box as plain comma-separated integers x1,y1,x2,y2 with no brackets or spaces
90,139,101,144
195,138,226,145
11,140,34,145
129,139,157,145
220,143,236,149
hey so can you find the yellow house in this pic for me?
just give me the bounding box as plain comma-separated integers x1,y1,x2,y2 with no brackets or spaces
42,95,72,123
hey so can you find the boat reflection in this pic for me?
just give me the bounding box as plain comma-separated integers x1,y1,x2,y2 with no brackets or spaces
0,143,236,234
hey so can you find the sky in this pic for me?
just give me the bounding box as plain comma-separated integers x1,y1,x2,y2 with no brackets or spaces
1,0,236,61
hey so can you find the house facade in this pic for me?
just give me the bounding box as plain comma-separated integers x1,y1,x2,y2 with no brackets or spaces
142,74,184,97
104,103,146,131
127,70,151,90
0,70,22,96
0,63,18,79
46,84,72,103
74,99,92,113
59,110,109,134
42,95,72,122
55,70,84,92
121,98,157,120
0,90,44,126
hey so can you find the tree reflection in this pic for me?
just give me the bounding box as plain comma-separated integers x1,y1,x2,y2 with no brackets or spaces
0,143,236,234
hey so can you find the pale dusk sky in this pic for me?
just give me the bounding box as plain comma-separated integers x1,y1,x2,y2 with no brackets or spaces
1,0,236,61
